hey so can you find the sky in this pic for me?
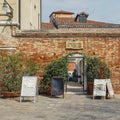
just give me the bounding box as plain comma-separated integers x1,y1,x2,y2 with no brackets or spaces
42,0,120,24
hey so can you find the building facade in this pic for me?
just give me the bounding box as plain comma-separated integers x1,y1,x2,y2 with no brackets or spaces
0,0,41,31
0,7,120,94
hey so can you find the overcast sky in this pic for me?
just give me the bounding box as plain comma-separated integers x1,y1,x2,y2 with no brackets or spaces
42,0,120,24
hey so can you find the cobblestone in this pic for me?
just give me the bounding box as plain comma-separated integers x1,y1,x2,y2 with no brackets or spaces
0,94,120,120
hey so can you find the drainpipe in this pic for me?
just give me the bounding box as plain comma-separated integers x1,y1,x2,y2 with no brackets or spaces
83,58,87,91
40,0,42,30
18,0,21,29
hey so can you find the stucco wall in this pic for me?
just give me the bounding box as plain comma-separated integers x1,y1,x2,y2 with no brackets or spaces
0,27,120,93
0,0,18,22
21,0,41,30
0,0,41,30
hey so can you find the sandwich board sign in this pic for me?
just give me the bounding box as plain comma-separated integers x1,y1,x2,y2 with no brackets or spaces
51,77,64,98
106,79,114,98
93,79,106,99
20,76,37,103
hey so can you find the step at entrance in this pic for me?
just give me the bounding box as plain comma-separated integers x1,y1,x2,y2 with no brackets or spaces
65,82,85,95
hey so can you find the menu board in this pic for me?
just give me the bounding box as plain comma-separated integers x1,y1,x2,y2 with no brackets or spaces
21,76,37,97
51,77,64,98
93,79,106,98
106,79,114,97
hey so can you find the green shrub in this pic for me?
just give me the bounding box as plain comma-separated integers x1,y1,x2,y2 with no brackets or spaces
86,57,111,82
0,52,39,92
41,56,68,93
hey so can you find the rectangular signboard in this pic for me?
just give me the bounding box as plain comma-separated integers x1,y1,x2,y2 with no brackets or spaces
21,76,37,97
51,77,64,98
93,79,106,99
66,41,83,50
106,79,114,97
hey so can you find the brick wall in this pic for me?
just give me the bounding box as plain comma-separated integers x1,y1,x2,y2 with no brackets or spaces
68,63,75,71
0,27,120,93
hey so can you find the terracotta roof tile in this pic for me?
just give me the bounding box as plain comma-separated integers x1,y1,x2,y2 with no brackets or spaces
42,10,120,30
53,10,74,14
41,23,54,30
49,10,74,17
53,17,120,28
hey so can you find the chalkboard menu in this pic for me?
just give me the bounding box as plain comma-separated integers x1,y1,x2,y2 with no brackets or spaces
51,77,64,98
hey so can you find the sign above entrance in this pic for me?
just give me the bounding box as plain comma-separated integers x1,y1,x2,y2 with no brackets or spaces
66,41,83,50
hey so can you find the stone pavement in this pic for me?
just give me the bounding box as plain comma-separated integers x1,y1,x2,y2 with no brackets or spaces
0,93,120,120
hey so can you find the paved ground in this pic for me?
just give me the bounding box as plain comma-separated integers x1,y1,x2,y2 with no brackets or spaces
0,93,120,120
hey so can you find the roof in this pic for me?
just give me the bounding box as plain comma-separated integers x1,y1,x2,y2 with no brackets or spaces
41,23,54,30
49,10,74,17
43,10,120,30
52,17,120,29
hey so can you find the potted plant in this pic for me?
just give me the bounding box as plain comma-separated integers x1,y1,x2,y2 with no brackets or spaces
86,57,111,95
0,52,39,97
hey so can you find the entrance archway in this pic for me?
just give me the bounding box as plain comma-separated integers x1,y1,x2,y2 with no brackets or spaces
66,53,87,94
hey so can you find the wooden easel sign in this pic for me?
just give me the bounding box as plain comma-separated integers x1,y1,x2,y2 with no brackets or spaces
20,76,38,103
93,79,106,99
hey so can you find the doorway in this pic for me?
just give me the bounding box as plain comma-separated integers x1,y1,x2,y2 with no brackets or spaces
66,53,87,95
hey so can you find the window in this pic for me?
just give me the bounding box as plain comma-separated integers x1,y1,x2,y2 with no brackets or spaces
79,16,87,23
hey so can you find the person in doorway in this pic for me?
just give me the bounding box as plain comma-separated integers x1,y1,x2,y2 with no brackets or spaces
73,69,78,82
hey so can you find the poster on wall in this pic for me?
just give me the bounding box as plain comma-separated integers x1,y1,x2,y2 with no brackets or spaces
106,79,114,97
93,79,106,99
20,76,38,103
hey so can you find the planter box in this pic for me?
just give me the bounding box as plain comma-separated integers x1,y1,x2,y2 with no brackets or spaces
1,92,20,98
87,82,94,95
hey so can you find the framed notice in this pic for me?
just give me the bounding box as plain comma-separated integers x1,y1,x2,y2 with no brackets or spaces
93,79,106,99
106,79,114,97
20,76,37,103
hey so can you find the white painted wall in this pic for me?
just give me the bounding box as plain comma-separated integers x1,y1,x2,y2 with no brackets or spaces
0,0,19,22
21,0,41,30
0,0,41,31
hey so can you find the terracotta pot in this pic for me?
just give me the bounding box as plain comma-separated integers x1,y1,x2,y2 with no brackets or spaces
87,82,94,95
0,81,2,91
1,91,20,98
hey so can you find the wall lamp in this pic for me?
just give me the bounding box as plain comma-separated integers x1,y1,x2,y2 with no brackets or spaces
2,0,13,19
